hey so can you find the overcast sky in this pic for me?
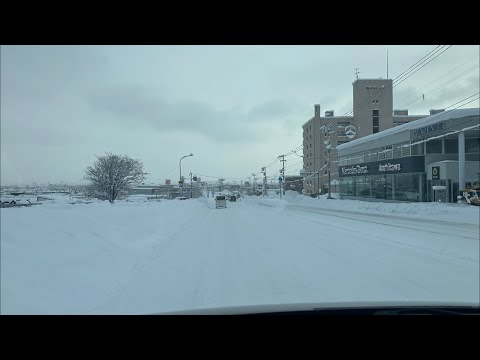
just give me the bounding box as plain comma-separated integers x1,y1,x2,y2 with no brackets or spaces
1,45,479,185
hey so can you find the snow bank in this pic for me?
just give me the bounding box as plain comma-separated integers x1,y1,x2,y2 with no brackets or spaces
284,195,480,225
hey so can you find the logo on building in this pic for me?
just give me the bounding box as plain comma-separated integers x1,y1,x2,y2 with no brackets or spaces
414,122,445,137
341,165,368,175
345,125,356,139
432,166,440,180
378,163,402,172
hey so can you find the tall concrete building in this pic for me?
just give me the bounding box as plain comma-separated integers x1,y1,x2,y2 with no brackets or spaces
302,79,429,195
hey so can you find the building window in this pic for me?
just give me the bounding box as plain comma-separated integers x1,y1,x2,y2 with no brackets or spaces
378,147,385,160
338,121,351,127
444,139,458,154
338,131,346,136
393,143,402,158
466,138,480,153
401,142,411,157
426,139,442,154
325,170,327,174
373,110,379,134
411,142,424,155
385,145,393,159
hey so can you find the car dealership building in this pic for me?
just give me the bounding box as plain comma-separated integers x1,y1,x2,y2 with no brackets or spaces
336,108,480,203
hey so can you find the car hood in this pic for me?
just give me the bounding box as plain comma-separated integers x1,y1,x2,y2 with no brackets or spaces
153,301,480,315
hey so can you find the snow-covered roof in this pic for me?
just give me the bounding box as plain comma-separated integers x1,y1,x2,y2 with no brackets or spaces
430,160,479,164
337,108,480,151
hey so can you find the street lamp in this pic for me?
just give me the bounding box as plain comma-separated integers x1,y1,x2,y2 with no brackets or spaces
179,153,193,188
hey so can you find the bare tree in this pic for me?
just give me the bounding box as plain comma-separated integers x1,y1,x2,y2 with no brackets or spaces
84,152,147,203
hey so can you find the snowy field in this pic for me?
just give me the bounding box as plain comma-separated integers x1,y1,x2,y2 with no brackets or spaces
1,192,479,314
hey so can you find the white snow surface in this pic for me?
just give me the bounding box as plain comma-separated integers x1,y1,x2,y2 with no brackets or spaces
1,193,479,314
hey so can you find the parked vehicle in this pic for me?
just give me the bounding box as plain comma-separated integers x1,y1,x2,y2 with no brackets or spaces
402,189,419,202
458,186,480,206
215,195,227,208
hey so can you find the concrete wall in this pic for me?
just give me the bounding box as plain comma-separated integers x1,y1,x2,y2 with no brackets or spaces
353,79,393,138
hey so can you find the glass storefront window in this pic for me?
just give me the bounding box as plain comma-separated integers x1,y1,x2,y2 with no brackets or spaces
426,139,442,154
340,173,424,202
395,173,420,202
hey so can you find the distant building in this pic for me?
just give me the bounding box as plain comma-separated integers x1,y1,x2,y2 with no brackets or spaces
302,79,428,195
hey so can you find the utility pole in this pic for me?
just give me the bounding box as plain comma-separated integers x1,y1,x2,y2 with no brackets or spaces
317,169,320,196
278,155,286,198
190,172,193,198
261,167,267,196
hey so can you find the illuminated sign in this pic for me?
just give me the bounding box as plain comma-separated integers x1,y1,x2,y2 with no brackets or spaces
341,165,368,175
378,163,402,172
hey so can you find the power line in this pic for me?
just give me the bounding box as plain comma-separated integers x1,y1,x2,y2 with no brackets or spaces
395,54,479,106
341,46,445,118
400,64,479,109
342,46,452,118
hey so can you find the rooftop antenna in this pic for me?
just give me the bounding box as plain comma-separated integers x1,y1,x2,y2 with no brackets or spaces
354,68,360,79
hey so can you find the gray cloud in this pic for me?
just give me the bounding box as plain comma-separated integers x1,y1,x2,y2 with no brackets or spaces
85,85,295,142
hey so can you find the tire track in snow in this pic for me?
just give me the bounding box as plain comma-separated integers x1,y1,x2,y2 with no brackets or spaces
86,208,213,314
285,207,478,263
287,205,479,240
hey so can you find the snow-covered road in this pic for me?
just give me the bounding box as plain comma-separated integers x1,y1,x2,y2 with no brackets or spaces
1,195,479,314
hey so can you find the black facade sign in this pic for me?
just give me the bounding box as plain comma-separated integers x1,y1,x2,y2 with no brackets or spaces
432,166,440,180
339,156,425,177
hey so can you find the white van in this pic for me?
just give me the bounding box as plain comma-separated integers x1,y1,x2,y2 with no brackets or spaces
215,195,227,208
